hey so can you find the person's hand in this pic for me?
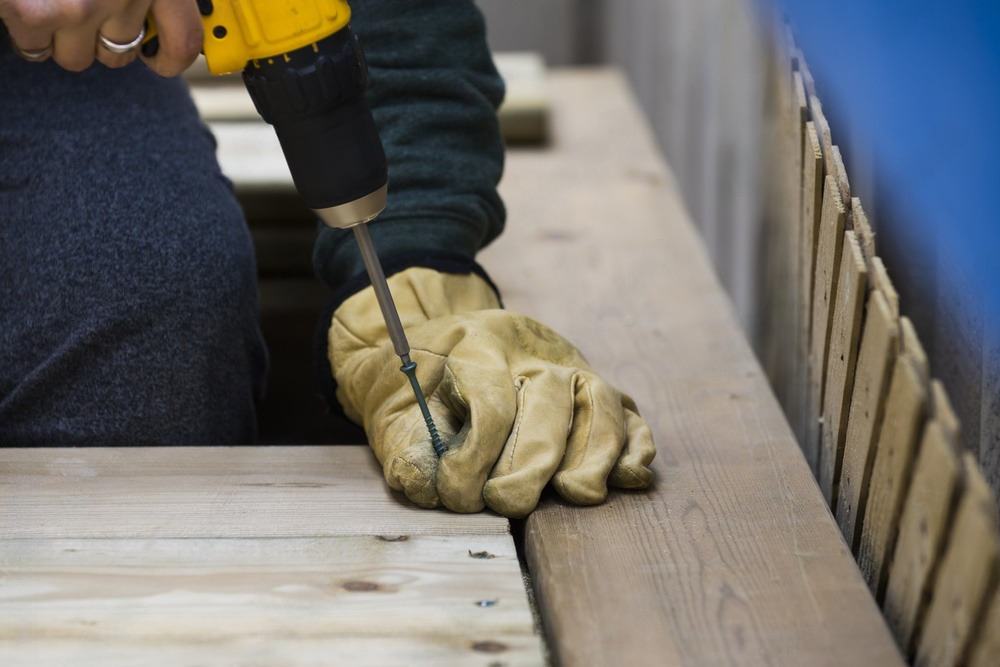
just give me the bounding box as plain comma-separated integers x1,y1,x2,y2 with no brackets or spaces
0,0,201,75
328,266,656,518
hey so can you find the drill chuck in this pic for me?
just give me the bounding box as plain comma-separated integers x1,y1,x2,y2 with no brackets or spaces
242,26,388,228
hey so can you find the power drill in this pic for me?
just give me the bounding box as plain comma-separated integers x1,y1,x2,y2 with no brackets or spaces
146,0,446,455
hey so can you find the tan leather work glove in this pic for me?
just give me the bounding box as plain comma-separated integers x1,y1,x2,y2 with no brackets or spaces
329,266,656,518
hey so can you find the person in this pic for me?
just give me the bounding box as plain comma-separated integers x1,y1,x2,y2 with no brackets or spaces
0,0,655,517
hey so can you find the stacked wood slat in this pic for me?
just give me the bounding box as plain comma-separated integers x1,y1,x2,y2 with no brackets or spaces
761,27,1000,664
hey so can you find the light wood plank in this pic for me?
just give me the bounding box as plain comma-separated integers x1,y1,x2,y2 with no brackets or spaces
0,535,532,640
858,319,930,599
869,257,900,318
481,69,902,667
967,583,1000,667
852,198,876,264
883,382,962,657
808,95,833,178
837,287,901,551
779,69,808,432
819,231,868,507
795,121,823,447
0,447,509,539
916,457,1000,667
0,636,544,667
806,174,848,471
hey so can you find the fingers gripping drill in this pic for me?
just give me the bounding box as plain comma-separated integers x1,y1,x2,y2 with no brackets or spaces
146,0,447,456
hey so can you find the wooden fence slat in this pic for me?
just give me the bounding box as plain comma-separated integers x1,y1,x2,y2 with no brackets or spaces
806,174,848,470
915,457,1000,667
852,198,876,264
796,121,824,447
784,69,809,444
819,231,868,507
837,287,900,551
758,43,797,418
809,95,834,180
883,382,962,657
869,257,900,318
858,319,930,600
967,583,1000,667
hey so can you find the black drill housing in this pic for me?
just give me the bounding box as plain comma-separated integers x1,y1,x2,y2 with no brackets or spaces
241,27,387,212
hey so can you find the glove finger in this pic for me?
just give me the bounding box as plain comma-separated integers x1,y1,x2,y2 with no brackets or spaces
551,371,627,506
435,356,518,514
608,399,656,489
380,408,442,509
482,368,574,518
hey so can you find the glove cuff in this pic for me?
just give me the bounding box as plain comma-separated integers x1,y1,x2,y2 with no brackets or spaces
313,250,502,417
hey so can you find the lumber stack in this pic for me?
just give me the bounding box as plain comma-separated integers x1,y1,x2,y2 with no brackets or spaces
758,28,1000,664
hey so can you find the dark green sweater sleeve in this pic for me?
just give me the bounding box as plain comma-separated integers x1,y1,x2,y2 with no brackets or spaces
311,0,507,291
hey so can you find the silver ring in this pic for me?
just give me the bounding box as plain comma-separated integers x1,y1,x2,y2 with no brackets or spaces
98,25,146,55
12,40,53,61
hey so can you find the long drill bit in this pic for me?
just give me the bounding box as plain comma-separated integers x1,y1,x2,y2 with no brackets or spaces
352,223,447,457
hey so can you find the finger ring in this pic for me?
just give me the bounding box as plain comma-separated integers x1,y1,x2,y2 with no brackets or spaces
98,25,146,55
12,40,53,61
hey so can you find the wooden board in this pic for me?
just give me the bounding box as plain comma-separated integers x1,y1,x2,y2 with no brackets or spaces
858,319,930,600
819,231,868,507
781,69,808,439
0,447,543,665
837,288,900,551
851,198,876,264
0,447,508,539
806,174,848,471
480,69,903,667
967,583,1000,667
796,121,824,447
915,457,1000,667
883,382,962,657
808,95,833,179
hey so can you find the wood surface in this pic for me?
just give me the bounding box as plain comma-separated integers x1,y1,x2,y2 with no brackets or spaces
858,319,930,600
851,198,876,264
806,174,848,471
1,447,508,539
836,289,901,552
480,69,902,667
796,121,824,447
883,382,962,657
915,457,1000,667
0,447,543,665
758,56,800,431
967,582,1000,667
819,231,868,507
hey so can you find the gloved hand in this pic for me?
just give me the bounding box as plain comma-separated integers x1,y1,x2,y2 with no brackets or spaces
328,266,656,518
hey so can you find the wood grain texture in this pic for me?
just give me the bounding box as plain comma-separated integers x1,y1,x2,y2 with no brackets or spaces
883,382,962,657
480,69,902,667
0,447,508,539
806,175,848,471
0,535,530,639
0,447,543,665
819,231,868,508
0,636,545,667
915,457,1000,667
837,288,900,552
858,319,930,600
